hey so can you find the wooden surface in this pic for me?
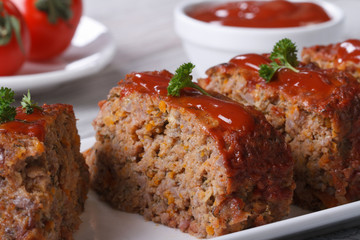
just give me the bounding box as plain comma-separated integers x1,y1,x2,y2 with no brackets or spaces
34,0,360,239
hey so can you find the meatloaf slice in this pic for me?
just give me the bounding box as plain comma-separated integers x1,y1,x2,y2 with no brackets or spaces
86,70,294,238
0,104,89,240
302,39,360,80
198,54,360,210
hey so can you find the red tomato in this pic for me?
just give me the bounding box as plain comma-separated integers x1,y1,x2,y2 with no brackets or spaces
11,0,82,61
0,0,29,76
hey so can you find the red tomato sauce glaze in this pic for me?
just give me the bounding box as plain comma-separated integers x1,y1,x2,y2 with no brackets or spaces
118,70,256,161
227,53,352,109
335,39,360,65
0,108,46,141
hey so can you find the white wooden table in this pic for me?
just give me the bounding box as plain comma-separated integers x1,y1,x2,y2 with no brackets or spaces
33,0,360,239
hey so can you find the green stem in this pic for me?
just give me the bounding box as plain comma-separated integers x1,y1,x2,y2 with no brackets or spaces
191,83,211,96
0,4,25,54
35,0,73,24
285,62,300,73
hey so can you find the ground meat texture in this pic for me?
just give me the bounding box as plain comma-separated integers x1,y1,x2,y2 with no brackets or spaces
0,104,89,240
302,39,360,80
85,70,294,238
198,54,360,210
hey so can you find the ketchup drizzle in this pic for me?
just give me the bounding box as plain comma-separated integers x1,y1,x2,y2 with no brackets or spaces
120,70,256,158
0,108,46,141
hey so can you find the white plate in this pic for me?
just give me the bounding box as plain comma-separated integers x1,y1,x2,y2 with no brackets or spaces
0,16,116,92
76,137,360,240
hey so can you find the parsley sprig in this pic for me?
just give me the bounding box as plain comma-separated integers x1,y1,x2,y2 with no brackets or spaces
0,87,42,124
259,38,299,82
21,90,42,114
0,87,16,123
167,62,210,97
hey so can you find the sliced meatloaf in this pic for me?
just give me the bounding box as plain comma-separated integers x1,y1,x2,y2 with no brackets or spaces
302,39,360,79
85,70,294,238
0,104,89,240
198,54,360,210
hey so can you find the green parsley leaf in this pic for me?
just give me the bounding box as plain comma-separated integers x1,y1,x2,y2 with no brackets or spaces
0,87,16,123
21,90,42,114
259,62,280,82
259,38,300,82
167,62,210,97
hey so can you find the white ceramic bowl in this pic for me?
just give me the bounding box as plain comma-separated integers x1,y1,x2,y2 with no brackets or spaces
174,0,345,75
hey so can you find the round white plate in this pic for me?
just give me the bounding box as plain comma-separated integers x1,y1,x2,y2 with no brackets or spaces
0,16,116,92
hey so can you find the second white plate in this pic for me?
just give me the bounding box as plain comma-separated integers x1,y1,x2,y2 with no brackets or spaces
0,16,116,92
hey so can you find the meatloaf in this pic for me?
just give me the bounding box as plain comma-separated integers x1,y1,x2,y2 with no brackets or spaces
0,104,89,239
198,53,360,210
85,70,294,238
302,39,360,79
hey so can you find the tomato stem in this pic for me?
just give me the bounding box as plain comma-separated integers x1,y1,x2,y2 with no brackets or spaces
36,0,73,24
0,2,25,54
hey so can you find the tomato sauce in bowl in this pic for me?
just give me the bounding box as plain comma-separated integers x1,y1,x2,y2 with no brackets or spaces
187,0,331,28
175,0,344,75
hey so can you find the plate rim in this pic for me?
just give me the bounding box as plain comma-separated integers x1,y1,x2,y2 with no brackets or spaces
0,16,116,91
